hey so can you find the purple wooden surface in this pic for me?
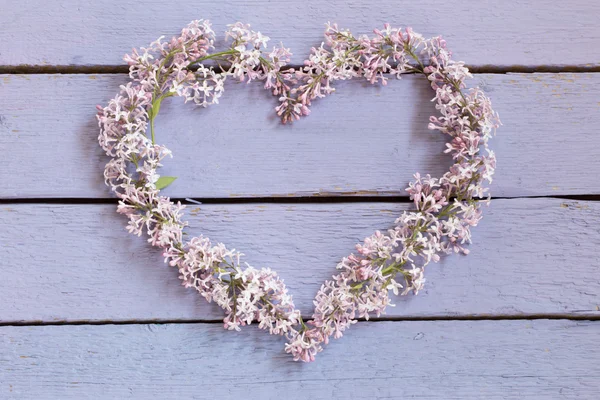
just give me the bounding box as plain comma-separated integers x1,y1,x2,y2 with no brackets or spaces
2,320,599,399
1,3,599,398
1,198,599,323
2,73,600,198
1,1,600,68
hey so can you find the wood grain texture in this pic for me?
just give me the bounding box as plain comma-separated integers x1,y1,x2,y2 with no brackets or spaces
2,73,600,199
2,2,598,393
1,198,599,323
1,320,599,399
1,1,600,68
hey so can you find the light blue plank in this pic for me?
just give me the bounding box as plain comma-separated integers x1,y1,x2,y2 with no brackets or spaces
1,320,599,399
1,73,599,198
1,198,598,323
1,1,600,67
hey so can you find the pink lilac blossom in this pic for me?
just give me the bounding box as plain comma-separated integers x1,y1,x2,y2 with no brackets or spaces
97,20,500,363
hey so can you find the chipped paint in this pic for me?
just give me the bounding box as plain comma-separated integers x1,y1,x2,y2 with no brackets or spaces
561,202,590,210
555,74,575,83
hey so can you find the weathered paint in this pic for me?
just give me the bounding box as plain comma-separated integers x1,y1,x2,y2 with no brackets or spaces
1,1,600,67
1,73,599,198
1,5,599,396
1,320,599,399
1,199,598,322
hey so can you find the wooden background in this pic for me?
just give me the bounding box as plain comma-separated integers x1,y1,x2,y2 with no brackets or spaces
1,1,600,398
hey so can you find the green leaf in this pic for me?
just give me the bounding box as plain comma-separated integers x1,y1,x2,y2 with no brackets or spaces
155,176,177,190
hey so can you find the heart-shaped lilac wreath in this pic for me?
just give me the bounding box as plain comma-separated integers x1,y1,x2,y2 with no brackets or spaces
97,20,500,362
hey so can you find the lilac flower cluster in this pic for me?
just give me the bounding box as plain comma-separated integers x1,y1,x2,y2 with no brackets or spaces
97,20,499,362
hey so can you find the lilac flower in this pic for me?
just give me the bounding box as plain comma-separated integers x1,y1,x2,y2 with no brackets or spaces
97,20,499,363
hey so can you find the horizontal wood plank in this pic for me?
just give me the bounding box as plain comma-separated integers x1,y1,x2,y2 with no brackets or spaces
1,1,600,68
1,320,599,399
2,73,600,198
1,198,599,323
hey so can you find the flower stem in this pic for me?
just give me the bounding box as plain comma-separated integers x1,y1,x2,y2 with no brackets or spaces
188,49,238,68
150,115,156,144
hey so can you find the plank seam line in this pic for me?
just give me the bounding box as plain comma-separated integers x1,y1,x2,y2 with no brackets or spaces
1,194,599,205
1,65,600,75
2,314,600,327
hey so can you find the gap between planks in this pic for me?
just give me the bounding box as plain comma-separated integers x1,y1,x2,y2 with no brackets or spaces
1,194,600,205
2,65,600,75
3,314,600,328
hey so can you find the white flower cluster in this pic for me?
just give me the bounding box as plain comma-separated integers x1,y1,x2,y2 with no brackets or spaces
97,20,499,362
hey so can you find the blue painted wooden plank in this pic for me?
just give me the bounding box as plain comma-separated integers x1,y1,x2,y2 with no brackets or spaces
1,198,598,323
1,320,599,398
1,1,599,68
1,73,599,198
